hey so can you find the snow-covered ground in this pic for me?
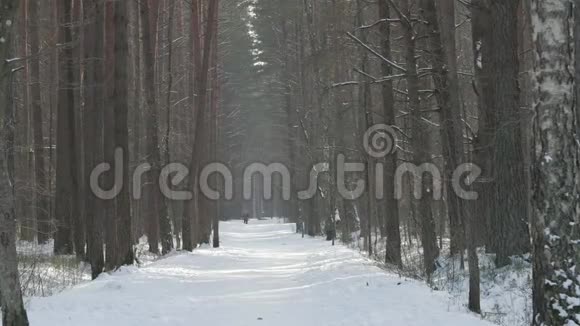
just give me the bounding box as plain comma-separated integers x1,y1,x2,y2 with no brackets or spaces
434,254,532,326
26,219,492,325
352,232,532,326
17,240,90,298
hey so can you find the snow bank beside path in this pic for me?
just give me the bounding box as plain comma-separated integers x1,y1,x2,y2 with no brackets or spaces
27,219,493,326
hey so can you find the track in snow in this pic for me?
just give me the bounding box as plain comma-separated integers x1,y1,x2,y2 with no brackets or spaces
28,219,492,326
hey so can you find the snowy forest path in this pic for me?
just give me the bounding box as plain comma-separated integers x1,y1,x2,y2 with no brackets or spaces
27,219,492,325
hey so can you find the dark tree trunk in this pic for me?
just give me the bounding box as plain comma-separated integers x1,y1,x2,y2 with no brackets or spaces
157,0,174,255
70,0,85,260
210,1,220,249
470,0,494,252
487,0,530,267
54,0,78,255
29,0,50,246
280,19,299,225
430,2,465,257
84,0,105,279
140,0,172,255
104,0,118,271
140,0,158,254
184,0,219,250
378,0,402,268
182,0,203,252
0,0,30,324
399,0,439,279
131,0,143,244
163,0,176,251
113,0,134,267
427,0,480,312
16,0,34,243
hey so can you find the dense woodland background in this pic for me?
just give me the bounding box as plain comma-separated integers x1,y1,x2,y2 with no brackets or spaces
0,0,578,325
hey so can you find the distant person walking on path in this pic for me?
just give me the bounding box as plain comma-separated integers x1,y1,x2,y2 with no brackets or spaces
242,211,249,224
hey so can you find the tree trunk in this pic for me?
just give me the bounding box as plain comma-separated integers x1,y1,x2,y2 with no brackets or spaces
428,0,480,312
84,0,105,279
0,0,30,324
184,0,219,249
131,0,144,244
210,1,220,249
531,2,579,324
377,0,402,268
182,0,203,252
16,0,34,243
140,0,173,255
113,0,134,268
47,0,56,248
399,0,439,279
29,0,50,246
103,0,118,271
469,0,494,253
157,0,174,255
54,0,78,255
163,0,176,251
280,18,299,225
140,0,159,254
0,208,29,326
70,0,85,260
486,0,530,267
